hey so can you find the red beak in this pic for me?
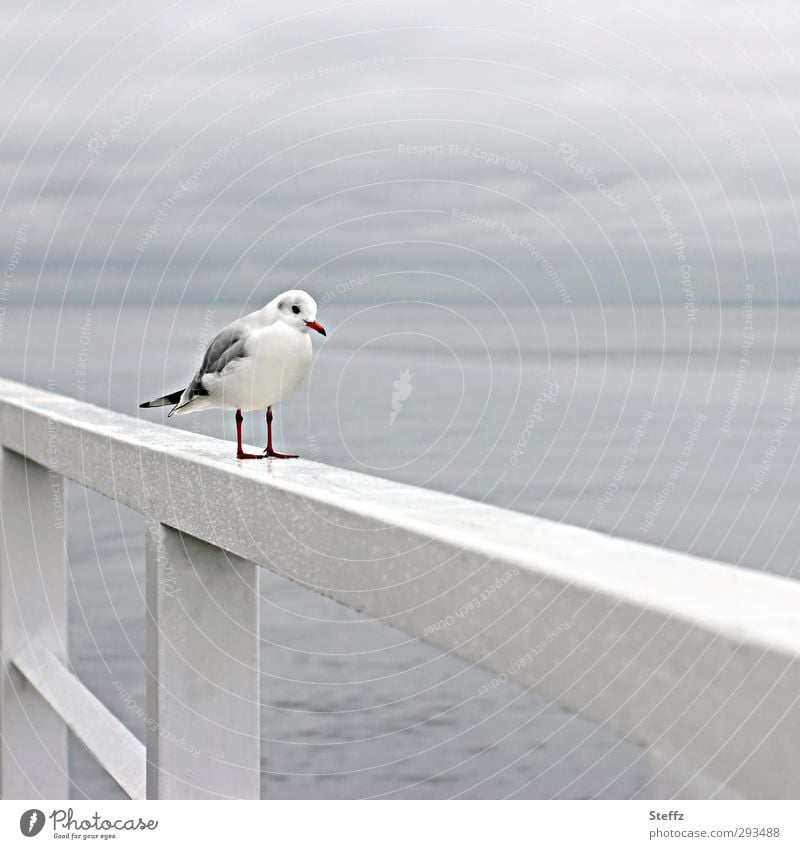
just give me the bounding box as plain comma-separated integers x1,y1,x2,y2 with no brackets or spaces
305,320,326,336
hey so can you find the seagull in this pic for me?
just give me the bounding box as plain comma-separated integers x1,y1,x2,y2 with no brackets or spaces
139,290,326,459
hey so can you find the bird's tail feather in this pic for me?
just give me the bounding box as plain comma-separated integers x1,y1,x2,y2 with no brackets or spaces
139,389,184,410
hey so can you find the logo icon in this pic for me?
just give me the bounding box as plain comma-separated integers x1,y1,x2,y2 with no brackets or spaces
20,809,45,837
390,369,413,426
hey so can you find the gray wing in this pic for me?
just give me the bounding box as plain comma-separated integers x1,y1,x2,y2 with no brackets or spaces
182,325,248,401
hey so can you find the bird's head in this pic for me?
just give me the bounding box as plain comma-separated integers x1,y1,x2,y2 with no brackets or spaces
271,290,326,336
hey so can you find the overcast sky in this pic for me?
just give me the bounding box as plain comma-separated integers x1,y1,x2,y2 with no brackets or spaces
2,0,798,307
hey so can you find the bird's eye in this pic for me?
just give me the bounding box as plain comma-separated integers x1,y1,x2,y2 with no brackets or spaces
291,305,300,314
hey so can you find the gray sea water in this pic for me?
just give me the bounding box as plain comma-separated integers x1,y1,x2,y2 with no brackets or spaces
3,297,797,799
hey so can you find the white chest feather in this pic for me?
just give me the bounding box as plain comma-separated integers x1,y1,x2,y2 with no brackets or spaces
204,323,313,411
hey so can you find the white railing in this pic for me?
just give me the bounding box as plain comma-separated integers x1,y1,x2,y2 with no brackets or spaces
1,376,800,800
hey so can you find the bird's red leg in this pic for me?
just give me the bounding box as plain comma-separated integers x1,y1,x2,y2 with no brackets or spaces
236,409,263,460
264,406,298,459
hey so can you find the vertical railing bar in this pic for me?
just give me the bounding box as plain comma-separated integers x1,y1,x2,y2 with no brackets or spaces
145,520,261,799
0,446,69,798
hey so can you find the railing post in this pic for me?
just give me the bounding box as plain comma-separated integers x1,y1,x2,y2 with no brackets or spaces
0,447,68,799
145,521,260,799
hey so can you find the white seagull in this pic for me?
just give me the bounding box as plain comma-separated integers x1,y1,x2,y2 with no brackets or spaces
140,289,326,459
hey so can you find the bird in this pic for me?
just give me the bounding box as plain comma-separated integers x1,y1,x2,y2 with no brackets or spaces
139,290,326,459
